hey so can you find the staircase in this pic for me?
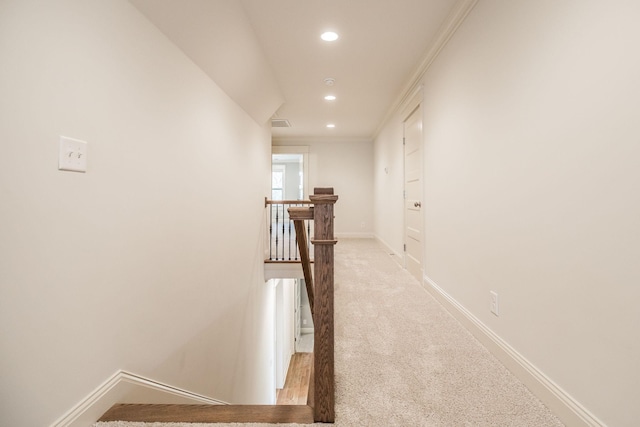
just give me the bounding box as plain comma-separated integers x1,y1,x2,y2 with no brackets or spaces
98,188,338,424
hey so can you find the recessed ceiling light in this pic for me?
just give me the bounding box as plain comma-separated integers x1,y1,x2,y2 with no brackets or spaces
323,77,335,86
321,31,339,42
324,95,336,101
326,124,336,128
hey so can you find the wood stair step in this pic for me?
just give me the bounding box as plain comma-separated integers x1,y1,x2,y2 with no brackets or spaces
276,352,313,405
98,403,314,424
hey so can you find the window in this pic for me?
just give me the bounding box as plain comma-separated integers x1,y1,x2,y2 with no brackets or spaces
272,165,285,201
272,146,308,201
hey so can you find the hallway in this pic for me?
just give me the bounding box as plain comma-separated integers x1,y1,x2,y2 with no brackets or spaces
98,238,562,426
330,238,562,426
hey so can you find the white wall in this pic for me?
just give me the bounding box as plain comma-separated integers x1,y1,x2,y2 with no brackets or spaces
129,0,284,125
374,1,640,426
274,278,295,391
299,279,313,333
273,139,374,237
373,121,405,256
0,1,275,425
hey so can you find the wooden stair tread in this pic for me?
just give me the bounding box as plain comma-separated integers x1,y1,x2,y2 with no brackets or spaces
276,352,313,405
100,354,314,423
98,403,314,424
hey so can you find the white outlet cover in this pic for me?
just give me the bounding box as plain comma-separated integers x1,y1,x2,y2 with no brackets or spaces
59,136,87,172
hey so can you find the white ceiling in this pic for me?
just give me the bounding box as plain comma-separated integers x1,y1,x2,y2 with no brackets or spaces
130,0,467,141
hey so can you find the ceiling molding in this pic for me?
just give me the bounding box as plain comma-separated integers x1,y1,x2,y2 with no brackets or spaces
400,85,424,123
373,0,478,138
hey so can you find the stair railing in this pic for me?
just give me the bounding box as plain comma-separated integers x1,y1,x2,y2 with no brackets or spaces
100,189,338,425
264,199,313,261
288,206,315,314
289,187,338,423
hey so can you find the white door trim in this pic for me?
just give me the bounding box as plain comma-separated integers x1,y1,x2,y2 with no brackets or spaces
402,86,424,280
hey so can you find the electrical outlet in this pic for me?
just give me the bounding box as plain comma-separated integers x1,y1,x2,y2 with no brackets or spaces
490,291,499,316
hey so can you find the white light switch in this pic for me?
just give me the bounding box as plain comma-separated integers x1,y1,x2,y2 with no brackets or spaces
59,136,87,172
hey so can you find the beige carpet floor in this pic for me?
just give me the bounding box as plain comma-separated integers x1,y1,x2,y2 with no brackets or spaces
96,238,563,426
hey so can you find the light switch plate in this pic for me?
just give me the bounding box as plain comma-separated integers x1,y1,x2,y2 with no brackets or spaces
490,291,499,316
59,136,87,172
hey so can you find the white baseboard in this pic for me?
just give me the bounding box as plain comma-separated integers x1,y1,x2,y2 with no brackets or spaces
335,232,374,239
423,275,606,427
50,370,227,427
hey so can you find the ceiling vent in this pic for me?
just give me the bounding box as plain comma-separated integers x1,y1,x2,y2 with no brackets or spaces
271,119,291,128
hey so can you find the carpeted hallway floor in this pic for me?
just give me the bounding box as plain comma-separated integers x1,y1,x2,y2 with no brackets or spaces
96,238,563,427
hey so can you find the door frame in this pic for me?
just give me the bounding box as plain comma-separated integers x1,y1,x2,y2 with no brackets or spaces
272,146,309,200
401,86,424,280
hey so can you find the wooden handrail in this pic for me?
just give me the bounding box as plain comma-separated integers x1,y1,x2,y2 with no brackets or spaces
288,206,315,315
264,198,312,207
286,207,314,220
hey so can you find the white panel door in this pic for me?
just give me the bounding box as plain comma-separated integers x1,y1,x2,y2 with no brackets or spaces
404,106,423,282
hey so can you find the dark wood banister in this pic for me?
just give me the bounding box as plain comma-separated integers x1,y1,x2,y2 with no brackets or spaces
308,187,338,423
288,206,315,315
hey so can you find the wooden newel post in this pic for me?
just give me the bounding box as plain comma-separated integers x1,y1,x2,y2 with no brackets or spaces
310,187,338,423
